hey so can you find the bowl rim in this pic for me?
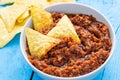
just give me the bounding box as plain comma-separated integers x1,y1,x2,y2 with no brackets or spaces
20,2,116,79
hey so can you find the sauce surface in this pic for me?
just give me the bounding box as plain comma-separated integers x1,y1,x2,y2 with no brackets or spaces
28,12,112,77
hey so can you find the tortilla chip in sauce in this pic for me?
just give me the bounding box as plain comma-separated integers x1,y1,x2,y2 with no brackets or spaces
47,15,81,44
31,6,53,32
25,28,61,58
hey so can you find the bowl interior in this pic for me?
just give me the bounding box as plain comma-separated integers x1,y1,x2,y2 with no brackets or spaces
20,3,115,80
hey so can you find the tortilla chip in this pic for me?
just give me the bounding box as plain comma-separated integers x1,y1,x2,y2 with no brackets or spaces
0,18,19,48
0,0,28,4
17,9,30,23
0,0,29,5
48,0,75,4
0,0,49,8
13,0,49,8
0,4,28,32
47,15,80,44
0,0,14,5
12,17,30,35
0,18,15,48
0,17,30,48
0,18,9,41
15,16,30,29
0,0,30,4
28,0,49,8
26,28,61,58
31,6,53,32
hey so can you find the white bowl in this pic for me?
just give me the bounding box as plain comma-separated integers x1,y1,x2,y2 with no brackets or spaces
20,3,116,80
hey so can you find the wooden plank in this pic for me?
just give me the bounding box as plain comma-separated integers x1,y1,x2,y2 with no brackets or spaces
102,27,120,80
101,1,120,80
32,72,43,80
0,34,32,80
92,69,105,80
77,0,116,5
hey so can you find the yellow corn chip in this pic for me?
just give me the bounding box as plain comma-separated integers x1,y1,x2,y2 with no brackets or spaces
31,6,53,32
0,0,14,4
17,9,30,23
0,17,30,48
0,18,9,41
0,4,28,32
47,15,80,44
26,28,61,58
28,0,49,8
15,16,30,29
0,18,19,48
0,0,49,8
0,0,30,5
0,0,28,4
48,0,75,4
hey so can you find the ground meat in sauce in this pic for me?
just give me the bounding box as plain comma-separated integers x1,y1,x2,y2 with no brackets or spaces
28,12,112,77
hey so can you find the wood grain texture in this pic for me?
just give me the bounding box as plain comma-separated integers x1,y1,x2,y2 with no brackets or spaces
0,34,32,80
102,27,120,80
32,72,43,80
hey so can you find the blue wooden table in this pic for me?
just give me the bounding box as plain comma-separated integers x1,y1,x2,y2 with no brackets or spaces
0,0,120,80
